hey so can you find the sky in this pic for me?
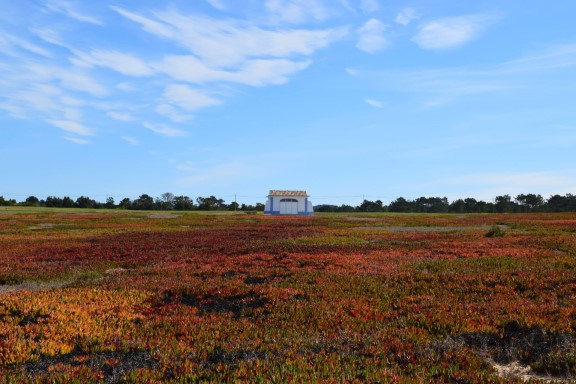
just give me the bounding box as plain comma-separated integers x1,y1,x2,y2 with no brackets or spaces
1,0,575,206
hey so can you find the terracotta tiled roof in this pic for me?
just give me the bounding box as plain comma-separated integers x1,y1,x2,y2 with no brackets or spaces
268,190,309,197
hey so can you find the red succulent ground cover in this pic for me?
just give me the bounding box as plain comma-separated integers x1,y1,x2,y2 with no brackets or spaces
1,210,575,382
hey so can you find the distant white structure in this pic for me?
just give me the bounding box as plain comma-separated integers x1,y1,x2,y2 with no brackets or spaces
264,190,314,216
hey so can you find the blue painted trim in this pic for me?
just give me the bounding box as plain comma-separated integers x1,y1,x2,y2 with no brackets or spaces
304,198,308,213
264,211,313,216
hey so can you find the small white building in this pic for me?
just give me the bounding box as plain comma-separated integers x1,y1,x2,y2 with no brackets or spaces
264,190,314,216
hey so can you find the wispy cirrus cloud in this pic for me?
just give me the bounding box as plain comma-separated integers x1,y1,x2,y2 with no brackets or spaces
356,18,388,53
45,0,103,25
356,41,576,107
143,121,188,137
0,32,51,57
162,84,221,111
63,135,91,144
155,104,194,123
364,98,384,108
122,136,140,145
412,14,497,50
205,0,227,11
111,6,347,68
497,43,576,73
48,119,94,136
72,49,155,76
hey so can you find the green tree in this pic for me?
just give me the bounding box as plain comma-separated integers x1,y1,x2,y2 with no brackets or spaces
131,194,154,210
118,198,132,209
75,196,96,209
359,199,385,212
388,197,414,212
463,198,478,213
24,196,40,207
105,197,115,209
157,192,175,210
515,194,543,212
173,196,194,211
449,199,465,213
45,196,63,208
495,195,513,213
196,196,225,210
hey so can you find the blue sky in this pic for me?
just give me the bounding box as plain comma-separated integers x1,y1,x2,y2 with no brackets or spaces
1,0,575,206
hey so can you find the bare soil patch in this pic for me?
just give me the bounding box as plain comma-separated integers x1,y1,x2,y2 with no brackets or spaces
0,280,70,295
346,216,379,221
491,361,573,383
147,212,182,219
28,223,59,230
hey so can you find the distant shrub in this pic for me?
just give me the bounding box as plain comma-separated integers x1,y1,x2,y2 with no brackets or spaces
485,225,505,238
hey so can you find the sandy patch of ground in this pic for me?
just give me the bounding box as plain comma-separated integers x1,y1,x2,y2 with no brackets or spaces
0,268,132,295
0,280,70,295
146,212,182,219
346,216,379,221
491,361,573,383
28,223,59,230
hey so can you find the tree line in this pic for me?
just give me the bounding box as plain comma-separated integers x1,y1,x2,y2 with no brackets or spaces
316,193,576,213
0,193,264,212
1,192,575,213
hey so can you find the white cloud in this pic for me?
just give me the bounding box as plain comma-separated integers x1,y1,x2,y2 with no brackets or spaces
206,0,227,10
231,59,311,86
113,7,347,68
359,0,379,13
356,19,388,53
32,28,68,49
395,8,418,26
345,67,359,76
412,14,494,50
109,6,180,40
12,84,61,112
60,96,85,106
265,0,330,24
46,0,102,25
157,54,311,86
107,111,135,122
0,32,51,57
367,41,576,107
364,98,384,108
155,55,227,84
122,136,140,145
116,82,135,92
162,84,221,111
63,108,82,120
143,122,188,137
63,136,91,144
73,49,155,76
155,104,194,123
57,70,108,96
498,43,576,74
48,119,94,136
176,161,198,172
